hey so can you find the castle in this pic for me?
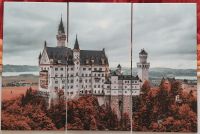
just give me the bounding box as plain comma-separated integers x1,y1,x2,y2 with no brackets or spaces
38,17,150,119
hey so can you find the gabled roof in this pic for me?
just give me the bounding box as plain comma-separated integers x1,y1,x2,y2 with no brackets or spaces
45,47,74,65
42,47,108,66
118,75,140,80
80,50,108,65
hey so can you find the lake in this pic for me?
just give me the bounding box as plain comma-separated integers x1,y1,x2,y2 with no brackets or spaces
3,72,39,76
2,72,197,80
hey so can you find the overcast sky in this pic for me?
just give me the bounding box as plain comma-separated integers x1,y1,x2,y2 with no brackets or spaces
3,2,196,69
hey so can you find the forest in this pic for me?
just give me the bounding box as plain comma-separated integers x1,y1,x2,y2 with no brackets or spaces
1,78,197,132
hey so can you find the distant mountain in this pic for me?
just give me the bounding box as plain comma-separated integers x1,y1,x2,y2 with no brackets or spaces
111,67,196,77
3,65,196,77
3,65,39,72
149,67,196,77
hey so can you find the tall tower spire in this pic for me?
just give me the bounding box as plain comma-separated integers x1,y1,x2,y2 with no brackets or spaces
74,34,80,50
137,49,150,84
56,15,66,47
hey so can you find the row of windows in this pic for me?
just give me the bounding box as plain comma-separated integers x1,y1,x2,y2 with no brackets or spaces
54,73,79,77
82,67,103,71
54,84,104,90
54,67,104,71
55,78,104,84
53,73,105,78
108,90,138,94
114,80,138,84
68,89,104,95
42,66,105,72
41,67,49,70
55,67,73,71
124,80,138,84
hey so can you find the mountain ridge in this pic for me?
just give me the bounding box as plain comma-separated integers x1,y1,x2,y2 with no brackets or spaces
3,65,196,77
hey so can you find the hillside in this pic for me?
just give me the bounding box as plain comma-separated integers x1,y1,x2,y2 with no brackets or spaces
3,65,196,77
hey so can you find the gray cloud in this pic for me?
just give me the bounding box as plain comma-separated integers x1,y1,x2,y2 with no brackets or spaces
3,2,196,69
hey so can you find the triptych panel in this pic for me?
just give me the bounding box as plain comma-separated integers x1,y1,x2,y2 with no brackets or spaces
0,1,198,133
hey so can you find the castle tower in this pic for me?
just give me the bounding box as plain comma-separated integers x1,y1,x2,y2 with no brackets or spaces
137,49,150,84
116,64,122,75
56,17,66,47
73,35,80,98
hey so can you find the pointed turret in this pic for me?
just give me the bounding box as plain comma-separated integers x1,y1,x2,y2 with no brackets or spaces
56,16,66,47
74,35,80,50
39,52,42,60
58,16,65,34
44,40,47,48
117,64,121,69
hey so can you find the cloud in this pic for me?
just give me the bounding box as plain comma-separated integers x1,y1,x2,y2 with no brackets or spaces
3,2,196,69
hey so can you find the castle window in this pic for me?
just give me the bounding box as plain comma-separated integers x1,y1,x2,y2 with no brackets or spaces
89,79,91,82
76,85,78,87
94,85,96,88
61,74,63,77
71,86,73,89
89,74,91,77
98,74,100,77
82,74,84,77
99,68,102,71
102,74,104,77
71,80,74,83
86,74,88,77
79,79,82,83
55,87,58,90
85,59,89,64
60,68,63,71
85,80,88,83
71,74,73,77
83,68,86,71
88,68,91,71
76,73,78,76
55,81,58,84
71,68,73,71
94,68,97,71
62,80,65,83
55,68,58,71
55,74,58,77
98,85,100,88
